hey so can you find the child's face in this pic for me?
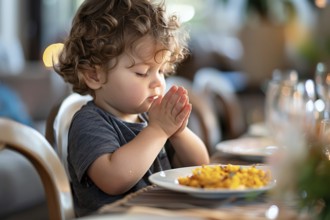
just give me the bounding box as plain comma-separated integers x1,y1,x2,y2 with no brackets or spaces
94,36,168,119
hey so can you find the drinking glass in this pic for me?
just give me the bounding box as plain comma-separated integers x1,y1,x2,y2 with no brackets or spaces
320,119,330,160
265,69,298,138
315,62,330,119
266,78,317,154
315,62,330,101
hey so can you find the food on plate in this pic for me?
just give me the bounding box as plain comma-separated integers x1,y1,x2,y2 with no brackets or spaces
177,164,271,189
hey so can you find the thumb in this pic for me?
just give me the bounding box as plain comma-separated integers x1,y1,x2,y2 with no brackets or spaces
150,95,162,108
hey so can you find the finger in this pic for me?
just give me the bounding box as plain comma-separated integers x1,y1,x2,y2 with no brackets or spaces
176,86,187,96
178,87,189,104
162,85,178,108
178,107,191,133
184,103,192,119
168,86,187,111
171,94,188,116
166,87,183,111
176,103,192,123
149,95,162,110
180,87,188,95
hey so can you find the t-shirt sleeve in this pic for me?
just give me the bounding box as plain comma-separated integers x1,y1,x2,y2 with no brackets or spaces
68,109,120,182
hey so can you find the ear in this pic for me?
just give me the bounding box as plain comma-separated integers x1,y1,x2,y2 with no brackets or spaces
81,66,104,90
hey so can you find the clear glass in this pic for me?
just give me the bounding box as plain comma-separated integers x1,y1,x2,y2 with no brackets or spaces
315,62,330,119
265,69,299,145
320,119,330,160
265,78,317,152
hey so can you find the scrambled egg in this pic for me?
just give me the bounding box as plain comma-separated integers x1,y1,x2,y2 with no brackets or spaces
177,164,271,189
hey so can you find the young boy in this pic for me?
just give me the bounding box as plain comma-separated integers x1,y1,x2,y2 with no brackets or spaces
55,0,210,216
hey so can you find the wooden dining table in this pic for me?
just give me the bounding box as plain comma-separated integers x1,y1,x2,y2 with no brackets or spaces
77,146,313,220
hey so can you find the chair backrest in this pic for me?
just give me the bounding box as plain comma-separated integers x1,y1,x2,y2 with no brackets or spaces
46,93,92,179
0,117,75,220
193,69,247,140
166,76,221,154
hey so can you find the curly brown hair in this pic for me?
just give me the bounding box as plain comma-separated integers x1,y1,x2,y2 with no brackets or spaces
55,0,189,96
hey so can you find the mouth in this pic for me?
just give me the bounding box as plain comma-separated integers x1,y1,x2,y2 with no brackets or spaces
148,95,159,101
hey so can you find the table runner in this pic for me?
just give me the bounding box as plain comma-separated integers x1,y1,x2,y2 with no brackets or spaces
98,185,309,219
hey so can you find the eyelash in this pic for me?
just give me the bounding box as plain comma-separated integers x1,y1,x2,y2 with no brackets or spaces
135,72,148,77
135,70,165,78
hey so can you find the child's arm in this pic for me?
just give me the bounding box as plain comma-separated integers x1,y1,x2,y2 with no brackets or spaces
169,126,210,168
87,86,190,195
168,90,210,168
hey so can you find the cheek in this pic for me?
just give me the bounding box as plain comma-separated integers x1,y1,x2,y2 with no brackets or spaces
123,83,146,101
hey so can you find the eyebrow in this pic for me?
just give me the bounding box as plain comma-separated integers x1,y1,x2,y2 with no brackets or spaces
127,50,169,68
132,59,165,67
132,51,168,66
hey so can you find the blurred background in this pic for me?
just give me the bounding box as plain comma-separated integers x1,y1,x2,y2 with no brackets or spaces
0,0,330,132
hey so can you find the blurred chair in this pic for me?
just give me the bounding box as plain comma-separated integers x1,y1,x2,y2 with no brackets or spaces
45,93,92,178
193,69,247,140
0,82,33,127
0,117,75,220
0,66,71,126
166,76,221,154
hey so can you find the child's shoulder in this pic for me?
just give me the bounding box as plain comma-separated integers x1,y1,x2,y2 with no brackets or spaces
73,101,104,121
74,101,118,123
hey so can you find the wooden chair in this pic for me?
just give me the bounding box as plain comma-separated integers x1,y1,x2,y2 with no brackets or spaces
166,76,221,154
0,117,75,220
193,70,247,140
45,93,92,178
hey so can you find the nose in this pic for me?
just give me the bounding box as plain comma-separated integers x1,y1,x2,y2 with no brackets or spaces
150,72,165,90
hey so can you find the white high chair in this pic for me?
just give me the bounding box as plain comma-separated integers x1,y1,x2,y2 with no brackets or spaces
48,93,92,179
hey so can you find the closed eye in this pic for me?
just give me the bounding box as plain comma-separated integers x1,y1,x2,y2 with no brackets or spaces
135,72,148,77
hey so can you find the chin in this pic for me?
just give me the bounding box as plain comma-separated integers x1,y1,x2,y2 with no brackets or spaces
142,104,152,113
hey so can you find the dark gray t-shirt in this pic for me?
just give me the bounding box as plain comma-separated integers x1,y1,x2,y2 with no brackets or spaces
68,101,173,217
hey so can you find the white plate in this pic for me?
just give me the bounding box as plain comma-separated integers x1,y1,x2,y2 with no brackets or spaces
215,137,279,161
149,165,275,199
